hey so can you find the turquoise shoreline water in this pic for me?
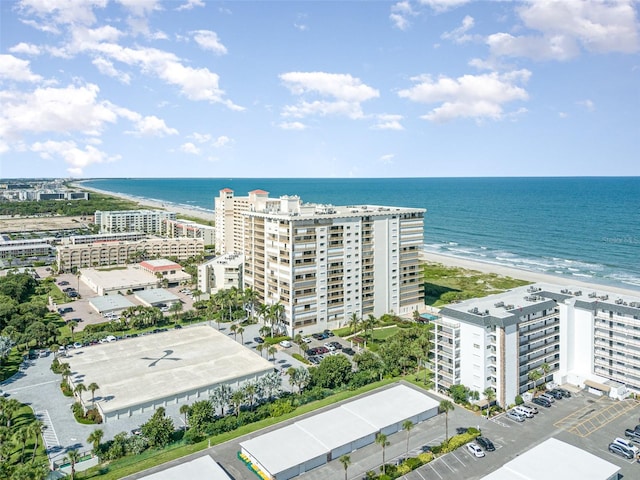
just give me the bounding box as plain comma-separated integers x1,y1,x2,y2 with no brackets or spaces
80,177,640,291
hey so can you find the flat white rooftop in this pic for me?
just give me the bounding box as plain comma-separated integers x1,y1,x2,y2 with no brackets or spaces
82,266,158,291
139,455,230,480
65,325,274,414
89,295,135,312
481,438,619,480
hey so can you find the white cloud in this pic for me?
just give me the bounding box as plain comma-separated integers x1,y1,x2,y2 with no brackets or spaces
280,72,379,119
176,0,204,11
371,114,404,130
294,13,308,31
9,42,42,55
30,139,120,176
180,142,200,154
129,115,178,137
192,30,228,55
577,99,595,111
419,0,470,12
0,54,43,83
116,0,161,17
190,132,212,143
92,57,131,83
212,135,231,148
441,15,474,43
379,153,395,164
488,0,640,60
398,70,530,122
0,84,118,139
390,1,417,31
17,0,107,27
279,121,307,130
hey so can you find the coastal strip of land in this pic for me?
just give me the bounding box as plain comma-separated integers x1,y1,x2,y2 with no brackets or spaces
76,182,639,298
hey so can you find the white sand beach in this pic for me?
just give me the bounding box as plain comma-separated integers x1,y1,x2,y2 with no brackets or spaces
422,252,640,298
75,183,216,222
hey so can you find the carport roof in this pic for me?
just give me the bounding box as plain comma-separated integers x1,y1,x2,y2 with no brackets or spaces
240,384,439,477
134,288,179,305
89,295,135,312
480,437,619,480
139,455,231,480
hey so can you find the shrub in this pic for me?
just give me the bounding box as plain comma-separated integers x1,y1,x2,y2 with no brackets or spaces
60,381,73,396
515,395,524,405
183,428,204,444
397,463,412,475
405,457,423,470
417,452,434,464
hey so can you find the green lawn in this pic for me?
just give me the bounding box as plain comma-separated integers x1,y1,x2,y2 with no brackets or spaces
7,404,48,469
0,349,23,382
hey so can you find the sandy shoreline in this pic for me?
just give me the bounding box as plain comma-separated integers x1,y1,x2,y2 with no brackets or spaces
74,183,639,298
422,252,640,298
74,183,216,222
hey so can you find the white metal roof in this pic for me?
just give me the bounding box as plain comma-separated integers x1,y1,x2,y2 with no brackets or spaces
139,455,230,480
240,384,439,477
480,438,620,480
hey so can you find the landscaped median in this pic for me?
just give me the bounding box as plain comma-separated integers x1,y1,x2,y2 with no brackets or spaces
364,427,480,480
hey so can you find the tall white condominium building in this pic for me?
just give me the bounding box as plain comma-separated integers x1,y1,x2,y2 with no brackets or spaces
434,283,640,407
94,210,177,234
242,195,425,336
214,188,281,255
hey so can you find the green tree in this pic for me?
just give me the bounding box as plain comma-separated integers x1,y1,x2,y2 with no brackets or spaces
169,301,183,325
528,369,542,391
87,429,104,454
28,420,45,463
375,432,389,475
309,355,353,389
348,313,360,334
483,387,496,418
14,425,29,463
188,400,215,433
403,419,414,455
179,404,190,430
439,399,455,444
88,382,100,406
339,454,351,480
237,326,245,344
64,449,80,480
210,384,232,416
230,390,245,417
74,383,87,403
268,345,277,360
141,407,174,448
287,366,310,394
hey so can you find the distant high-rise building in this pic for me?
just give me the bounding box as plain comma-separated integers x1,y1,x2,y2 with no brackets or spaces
94,210,176,234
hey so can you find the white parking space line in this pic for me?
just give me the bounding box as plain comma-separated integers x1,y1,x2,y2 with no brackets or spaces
7,379,58,392
450,451,466,467
427,461,444,479
36,410,60,448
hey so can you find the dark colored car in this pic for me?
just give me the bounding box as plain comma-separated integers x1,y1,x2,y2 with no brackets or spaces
555,388,572,398
548,389,564,399
476,436,495,452
532,396,552,408
323,330,334,337
254,337,265,344
312,333,324,340
329,341,342,350
174,324,182,329
342,347,356,356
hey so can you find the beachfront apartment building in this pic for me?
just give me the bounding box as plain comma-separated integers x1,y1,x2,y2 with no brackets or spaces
94,210,176,235
162,218,215,245
241,195,425,336
214,188,281,255
197,253,244,295
434,284,640,406
56,236,204,272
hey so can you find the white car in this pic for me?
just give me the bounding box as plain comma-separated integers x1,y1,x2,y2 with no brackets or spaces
323,342,336,351
279,340,292,348
302,337,312,343
467,443,485,458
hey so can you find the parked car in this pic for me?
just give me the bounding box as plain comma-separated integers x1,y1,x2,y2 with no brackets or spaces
519,405,538,415
476,436,495,452
466,443,485,458
342,347,356,356
329,341,342,350
323,329,334,337
254,337,265,344
555,388,572,398
302,337,312,343
609,442,635,459
624,428,640,442
539,392,555,403
279,340,292,348
323,342,336,351
506,409,526,422
312,333,324,340
612,437,640,456
73,342,83,349
532,396,552,408
58,281,69,286
514,406,535,418
547,389,564,400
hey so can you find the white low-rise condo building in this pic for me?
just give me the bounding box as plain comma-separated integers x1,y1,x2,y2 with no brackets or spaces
434,283,640,406
238,192,425,336
94,209,176,234
197,253,244,295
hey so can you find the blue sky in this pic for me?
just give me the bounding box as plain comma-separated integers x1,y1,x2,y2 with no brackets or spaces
1,0,639,178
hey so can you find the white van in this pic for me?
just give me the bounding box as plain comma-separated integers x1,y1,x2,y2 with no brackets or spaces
514,405,535,418
613,437,640,455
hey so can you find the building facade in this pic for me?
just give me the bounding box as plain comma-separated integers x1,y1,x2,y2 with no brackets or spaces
57,237,204,272
94,210,176,234
434,283,640,406
162,218,215,245
242,197,425,336
197,253,243,295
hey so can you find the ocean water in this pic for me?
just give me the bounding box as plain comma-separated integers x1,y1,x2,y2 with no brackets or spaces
81,177,640,290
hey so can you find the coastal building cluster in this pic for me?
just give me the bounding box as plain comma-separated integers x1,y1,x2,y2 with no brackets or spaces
0,179,89,202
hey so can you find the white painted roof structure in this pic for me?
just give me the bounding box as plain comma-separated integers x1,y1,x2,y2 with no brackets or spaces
240,384,439,478
139,455,231,480
480,438,620,480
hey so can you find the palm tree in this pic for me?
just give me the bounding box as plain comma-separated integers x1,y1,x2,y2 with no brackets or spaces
230,390,245,417
243,382,257,411
65,449,80,480
169,301,183,325
179,404,190,429
403,420,414,455
192,289,202,302
14,425,29,462
88,382,100,406
294,333,305,354
540,362,551,387
528,369,542,392
256,343,265,358
268,345,277,360
339,454,351,480
74,383,87,403
87,429,104,454
28,420,46,463
348,313,360,334
3,398,20,427
483,387,495,418
439,400,455,444
230,323,238,340
68,320,78,341
237,326,245,344
375,432,390,475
